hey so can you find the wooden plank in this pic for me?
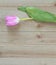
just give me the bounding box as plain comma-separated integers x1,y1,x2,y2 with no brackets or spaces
0,45,56,57
0,0,56,6
0,58,56,65
0,6,56,57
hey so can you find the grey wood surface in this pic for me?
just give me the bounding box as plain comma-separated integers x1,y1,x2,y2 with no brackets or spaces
0,6,56,58
0,58,56,65
0,0,56,6
0,0,56,64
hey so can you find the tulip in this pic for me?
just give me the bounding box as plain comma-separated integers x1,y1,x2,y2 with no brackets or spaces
5,16,32,26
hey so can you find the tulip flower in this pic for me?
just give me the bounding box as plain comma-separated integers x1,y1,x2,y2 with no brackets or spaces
5,16,32,26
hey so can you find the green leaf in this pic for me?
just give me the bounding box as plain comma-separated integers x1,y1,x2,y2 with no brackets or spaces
18,6,56,23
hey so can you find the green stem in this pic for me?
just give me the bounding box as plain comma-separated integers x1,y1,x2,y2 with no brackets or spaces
20,18,32,21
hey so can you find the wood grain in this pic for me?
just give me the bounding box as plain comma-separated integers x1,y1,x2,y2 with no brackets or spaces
0,58,56,65
0,0,55,6
0,6,56,57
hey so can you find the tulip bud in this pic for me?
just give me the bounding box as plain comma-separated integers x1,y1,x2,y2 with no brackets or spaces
5,16,20,26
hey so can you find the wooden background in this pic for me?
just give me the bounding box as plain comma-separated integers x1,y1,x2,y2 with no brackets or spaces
0,0,56,64
0,6,56,58
0,58,56,65
0,0,56,6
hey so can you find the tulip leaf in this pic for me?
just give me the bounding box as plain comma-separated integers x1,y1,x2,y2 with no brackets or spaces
18,6,56,23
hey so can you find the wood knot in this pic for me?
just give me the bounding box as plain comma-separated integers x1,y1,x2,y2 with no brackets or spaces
36,34,42,39
54,3,56,6
37,23,43,28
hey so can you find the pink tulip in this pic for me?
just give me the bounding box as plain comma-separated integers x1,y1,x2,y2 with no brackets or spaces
5,16,20,26
5,16,32,26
